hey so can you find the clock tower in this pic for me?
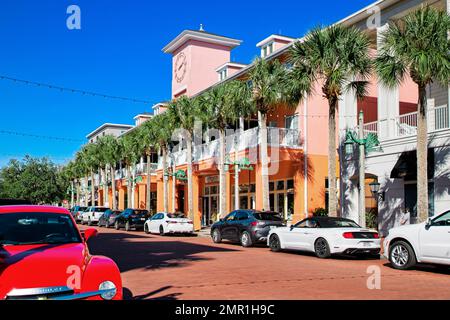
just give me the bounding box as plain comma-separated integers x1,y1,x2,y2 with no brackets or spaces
163,28,242,98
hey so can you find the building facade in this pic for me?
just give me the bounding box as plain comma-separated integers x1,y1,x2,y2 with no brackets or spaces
86,0,449,233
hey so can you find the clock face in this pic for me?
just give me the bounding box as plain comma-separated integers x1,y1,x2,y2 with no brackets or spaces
174,52,187,83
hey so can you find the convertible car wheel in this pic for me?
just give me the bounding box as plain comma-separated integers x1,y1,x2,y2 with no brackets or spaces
159,225,165,236
389,241,416,270
315,238,331,259
269,234,281,252
125,221,131,232
115,221,120,230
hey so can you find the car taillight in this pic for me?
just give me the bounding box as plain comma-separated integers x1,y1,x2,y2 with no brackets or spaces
187,221,193,224
343,232,355,239
168,221,178,224
373,233,380,239
250,221,258,227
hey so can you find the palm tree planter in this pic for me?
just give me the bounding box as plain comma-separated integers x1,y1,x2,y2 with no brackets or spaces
289,25,372,217
375,6,450,223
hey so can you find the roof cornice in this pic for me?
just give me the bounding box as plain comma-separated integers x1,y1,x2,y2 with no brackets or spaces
162,30,242,54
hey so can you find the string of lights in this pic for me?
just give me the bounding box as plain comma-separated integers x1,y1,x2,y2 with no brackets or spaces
0,129,84,143
0,75,152,105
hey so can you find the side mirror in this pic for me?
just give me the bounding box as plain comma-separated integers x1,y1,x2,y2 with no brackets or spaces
83,228,98,241
290,225,295,231
425,218,433,230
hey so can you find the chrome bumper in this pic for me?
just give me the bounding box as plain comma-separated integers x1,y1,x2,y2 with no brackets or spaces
6,286,115,300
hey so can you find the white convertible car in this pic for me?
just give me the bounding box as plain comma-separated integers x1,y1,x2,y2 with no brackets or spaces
268,217,380,258
144,212,194,235
384,210,450,270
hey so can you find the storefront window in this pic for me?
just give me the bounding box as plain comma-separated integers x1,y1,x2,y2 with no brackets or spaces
276,181,285,191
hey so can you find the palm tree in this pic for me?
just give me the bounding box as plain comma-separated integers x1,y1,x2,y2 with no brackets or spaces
248,58,292,211
86,143,101,206
76,147,90,206
137,120,158,212
167,96,199,221
98,135,121,209
120,131,140,209
152,112,174,213
61,161,76,208
289,25,372,217
375,7,450,223
97,136,109,207
198,81,253,218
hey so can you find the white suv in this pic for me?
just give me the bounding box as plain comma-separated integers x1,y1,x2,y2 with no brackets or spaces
81,206,109,226
384,210,450,270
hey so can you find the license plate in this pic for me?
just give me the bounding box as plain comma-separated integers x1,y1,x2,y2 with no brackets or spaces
362,242,372,247
141,218,145,221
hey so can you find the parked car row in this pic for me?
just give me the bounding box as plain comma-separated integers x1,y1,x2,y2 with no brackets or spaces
70,206,195,235
210,210,381,258
210,209,450,271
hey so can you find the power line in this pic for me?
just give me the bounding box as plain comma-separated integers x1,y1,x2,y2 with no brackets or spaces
0,75,152,105
0,129,84,143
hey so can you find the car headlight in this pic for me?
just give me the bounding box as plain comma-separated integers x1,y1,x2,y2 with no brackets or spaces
99,281,117,300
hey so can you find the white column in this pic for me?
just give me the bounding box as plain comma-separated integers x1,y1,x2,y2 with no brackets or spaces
339,84,357,217
377,24,399,140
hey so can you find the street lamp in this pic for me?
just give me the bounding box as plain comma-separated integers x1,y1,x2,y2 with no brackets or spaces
369,181,385,202
224,157,254,210
344,111,382,228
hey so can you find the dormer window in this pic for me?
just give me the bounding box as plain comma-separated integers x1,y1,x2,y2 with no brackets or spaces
261,42,274,58
218,68,228,81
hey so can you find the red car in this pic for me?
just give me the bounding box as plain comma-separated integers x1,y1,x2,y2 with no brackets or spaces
0,205,122,300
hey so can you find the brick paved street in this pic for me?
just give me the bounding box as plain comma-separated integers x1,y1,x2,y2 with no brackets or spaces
86,227,450,300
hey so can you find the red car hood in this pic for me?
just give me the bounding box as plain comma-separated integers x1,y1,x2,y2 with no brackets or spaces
0,243,88,299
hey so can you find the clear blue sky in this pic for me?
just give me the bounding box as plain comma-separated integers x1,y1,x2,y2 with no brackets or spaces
0,0,374,168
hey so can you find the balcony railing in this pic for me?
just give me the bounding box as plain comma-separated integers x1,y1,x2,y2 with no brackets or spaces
395,105,449,137
135,163,158,175
158,127,301,169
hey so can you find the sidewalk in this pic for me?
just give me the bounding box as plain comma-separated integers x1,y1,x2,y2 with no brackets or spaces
196,227,211,238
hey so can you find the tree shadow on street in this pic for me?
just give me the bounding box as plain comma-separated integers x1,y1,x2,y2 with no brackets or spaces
87,231,238,273
123,286,182,300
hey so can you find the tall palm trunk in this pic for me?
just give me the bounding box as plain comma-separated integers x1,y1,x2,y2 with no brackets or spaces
70,181,75,208
84,176,89,207
162,147,169,213
258,111,270,211
417,85,429,222
126,164,132,209
131,164,136,209
146,152,152,212
110,164,117,210
91,170,96,206
76,179,80,206
103,166,109,207
186,133,194,221
219,129,227,219
327,99,338,217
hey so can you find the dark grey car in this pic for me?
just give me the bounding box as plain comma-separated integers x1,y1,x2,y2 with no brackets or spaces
211,210,284,247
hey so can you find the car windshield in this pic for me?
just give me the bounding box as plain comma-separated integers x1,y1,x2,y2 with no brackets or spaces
167,213,186,219
0,212,82,246
252,212,283,221
318,218,361,228
131,210,148,216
